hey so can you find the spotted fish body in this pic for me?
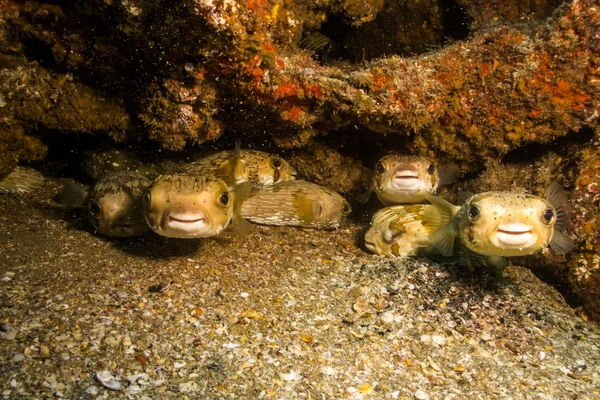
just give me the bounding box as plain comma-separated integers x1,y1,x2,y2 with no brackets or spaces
0,167,45,194
241,180,351,229
365,205,437,257
359,155,460,205
185,149,296,186
425,182,575,257
87,171,151,237
144,174,250,239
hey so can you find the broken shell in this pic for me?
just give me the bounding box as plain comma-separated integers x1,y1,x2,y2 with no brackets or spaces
96,371,121,391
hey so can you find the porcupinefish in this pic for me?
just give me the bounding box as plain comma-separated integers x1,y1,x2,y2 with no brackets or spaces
364,205,436,257
0,166,45,194
240,180,351,229
144,174,251,238
358,155,460,205
365,204,510,274
424,182,575,257
60,171,151,237
185,149,296,186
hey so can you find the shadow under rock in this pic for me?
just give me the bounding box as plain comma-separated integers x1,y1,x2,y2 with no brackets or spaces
109,233,205,259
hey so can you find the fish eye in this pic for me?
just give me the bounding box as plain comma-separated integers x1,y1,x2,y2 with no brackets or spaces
271,158,283,169
427,163,436,175
542,208,555,224
89,202,101,215
376,163,385,174
391,231,403,241
468,205,480,222
219,193,230,206
342,204,351,215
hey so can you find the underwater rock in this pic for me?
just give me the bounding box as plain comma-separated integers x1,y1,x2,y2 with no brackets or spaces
1,0,600,317
569,133,600,320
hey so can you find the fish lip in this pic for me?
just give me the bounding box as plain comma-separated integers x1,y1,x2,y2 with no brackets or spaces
496,223,533,235
166,212,208,232
364,241,376,253
391,171,421,190
495,223,535,247
169,216,206,224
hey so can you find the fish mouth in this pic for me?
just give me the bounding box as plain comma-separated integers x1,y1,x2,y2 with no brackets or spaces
167,212,207,232
495,223,534,247
364,240,376,253
391,170,421,190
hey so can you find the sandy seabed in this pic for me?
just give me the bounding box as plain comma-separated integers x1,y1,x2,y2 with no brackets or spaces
1,183,599,399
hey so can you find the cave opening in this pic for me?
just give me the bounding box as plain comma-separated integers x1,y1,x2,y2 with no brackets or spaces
301,0,472,64
21,37,58,70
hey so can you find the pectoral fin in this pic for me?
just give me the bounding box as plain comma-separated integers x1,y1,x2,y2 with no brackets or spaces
424,195,460,256
549,230,575,255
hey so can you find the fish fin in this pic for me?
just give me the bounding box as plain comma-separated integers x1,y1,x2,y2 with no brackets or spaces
358,165,374,176
423,195,460,256
215,155,248,187
456,191,474,206
549,230,575,255
0,167,45,194
428,225,456,256
547,181,571,230
357,185,373,204
231,182,255,236
437,163,461,188
484,255,509,279
57,179,90,209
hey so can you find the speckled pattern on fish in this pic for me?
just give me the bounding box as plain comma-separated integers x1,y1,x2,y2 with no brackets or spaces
241,180,351,229
360,155,460,205
425,182,575,257
87,171,151,237
184,149,296,186
144,174,240,238
365,204,436,257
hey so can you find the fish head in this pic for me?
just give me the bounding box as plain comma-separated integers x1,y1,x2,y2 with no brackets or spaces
365,205,432,257
88,181,148,237
457,193,557,256
374,155,438,204
293,185,350,229
250,152,296,185
144,175,234,238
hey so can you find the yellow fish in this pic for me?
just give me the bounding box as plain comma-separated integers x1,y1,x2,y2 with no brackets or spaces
424,182,575,257
365,205,436,257
86,171,151,237
241,180,351,229
144,174,250,238
365,204,510,274
185,149,296,186
0,167,45,194
359,155,460,205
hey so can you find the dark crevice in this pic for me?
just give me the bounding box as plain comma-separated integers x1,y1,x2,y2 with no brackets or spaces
441,0,471,41
22,38,58,70
501,127,595,164
302,0,471,64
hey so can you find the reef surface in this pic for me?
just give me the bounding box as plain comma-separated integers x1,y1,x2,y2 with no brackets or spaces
1,185,599,398
0,0,599,368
